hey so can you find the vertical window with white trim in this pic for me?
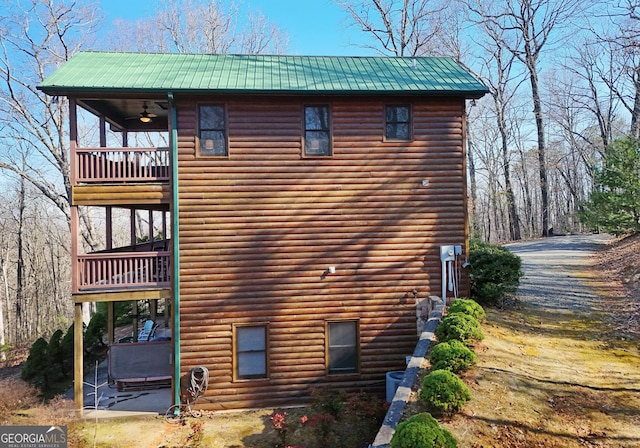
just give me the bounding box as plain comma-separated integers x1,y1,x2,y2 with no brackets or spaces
234,324,268,380
327,320,359,374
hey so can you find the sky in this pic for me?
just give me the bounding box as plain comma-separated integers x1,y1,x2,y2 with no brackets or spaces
98,0,377,56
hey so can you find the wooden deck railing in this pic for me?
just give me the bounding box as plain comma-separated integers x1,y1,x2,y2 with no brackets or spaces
75,251,170,292
74,147,170,183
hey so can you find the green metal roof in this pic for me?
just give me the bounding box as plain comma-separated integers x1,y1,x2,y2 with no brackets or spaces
38,52,487,98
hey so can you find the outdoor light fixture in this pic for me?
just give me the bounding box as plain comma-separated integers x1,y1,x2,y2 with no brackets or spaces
139,110,152,123
138,102,156,123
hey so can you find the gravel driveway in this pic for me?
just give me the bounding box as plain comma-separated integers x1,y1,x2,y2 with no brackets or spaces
449,233,640,448
505,234,612,313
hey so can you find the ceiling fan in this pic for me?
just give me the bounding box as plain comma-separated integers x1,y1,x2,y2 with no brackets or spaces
127,102,158,123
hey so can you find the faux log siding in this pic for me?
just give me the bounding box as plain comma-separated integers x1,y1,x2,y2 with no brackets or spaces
72,184,170,206
176,96,468,410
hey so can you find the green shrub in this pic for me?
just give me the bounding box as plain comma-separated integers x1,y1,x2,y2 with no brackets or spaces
61,324,74,372
84,312,107,355
97,301,135,327
46,329,66,382
435,313,484,346
21,326,76,399
390,412,457,448
447,299,486,322
579,137,640,235
469,239,522,306
310,387,345,418
21,337,49,389
429,340,478,373
420,370,471,416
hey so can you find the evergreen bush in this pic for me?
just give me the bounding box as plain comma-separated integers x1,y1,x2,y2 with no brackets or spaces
447,299,486,322
390,412,457,448
84,312,107,355
97,301,135,327
579,137,640,235
429,340,477,373
61,324,74,372
469,239,522,306
420,370,471,416
46,329,66,382
21,337,49,389
435,313,484,346
21,322,92,398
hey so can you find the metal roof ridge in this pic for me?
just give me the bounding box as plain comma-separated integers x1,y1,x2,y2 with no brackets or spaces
72,51,457,60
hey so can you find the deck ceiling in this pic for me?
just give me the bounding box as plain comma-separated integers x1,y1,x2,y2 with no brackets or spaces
79,98,170,132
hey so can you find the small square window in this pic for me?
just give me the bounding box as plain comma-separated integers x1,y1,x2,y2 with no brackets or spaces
385,105,411,140
327,320,359,374
304,105,332,156
234,324,268,380
198,104,228,156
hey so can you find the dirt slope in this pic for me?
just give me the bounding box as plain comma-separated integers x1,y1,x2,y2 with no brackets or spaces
592,233,640,336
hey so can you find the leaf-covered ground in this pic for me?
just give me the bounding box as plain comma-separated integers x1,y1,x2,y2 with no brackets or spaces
592,233,640,336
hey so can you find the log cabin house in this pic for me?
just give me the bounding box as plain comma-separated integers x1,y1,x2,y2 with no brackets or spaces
38,52,487,411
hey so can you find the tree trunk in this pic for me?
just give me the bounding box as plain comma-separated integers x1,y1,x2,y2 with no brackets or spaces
527,57,550,236
15,175,25,344
630,66,640,139
0,259,6,361
466,122,480,238
497,105,521,240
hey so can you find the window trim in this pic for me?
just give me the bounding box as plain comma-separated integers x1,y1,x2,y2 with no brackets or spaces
196,103,229,157
326,319,360,375
233,323,269,381
302,104,333,157
384,104,413,141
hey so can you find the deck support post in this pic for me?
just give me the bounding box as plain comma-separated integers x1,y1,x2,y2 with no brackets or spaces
107,301,114,344
106,207,112,251
73,302,84,411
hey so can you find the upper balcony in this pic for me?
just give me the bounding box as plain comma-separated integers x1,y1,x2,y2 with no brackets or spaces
71,147,171,207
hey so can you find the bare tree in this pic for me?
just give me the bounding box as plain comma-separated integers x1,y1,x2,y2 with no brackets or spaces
618,0,640,138
470,21,526,241
0,223,7,360
466,117,481,238
591,1,640,139
106,0,289,54
562,40,619,152
545,65,618,215
334,0,447,56
15,166,27,343
0,192,17,351
0,0,101,250
0,178,72,346
467,0,586,237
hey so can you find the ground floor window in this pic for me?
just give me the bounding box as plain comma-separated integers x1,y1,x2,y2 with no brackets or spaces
327,320,359,374
234,324,268,380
